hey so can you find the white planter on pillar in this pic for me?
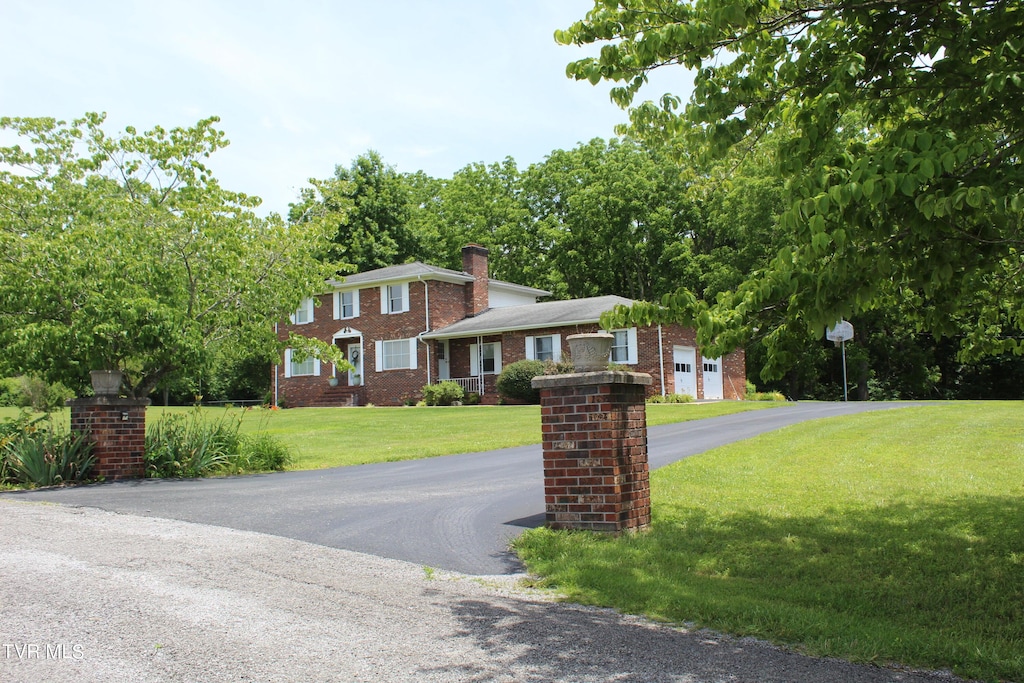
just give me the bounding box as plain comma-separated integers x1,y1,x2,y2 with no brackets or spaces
90,370,123,396
566,333,614,372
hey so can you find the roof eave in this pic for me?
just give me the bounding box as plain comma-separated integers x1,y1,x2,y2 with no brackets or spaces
330,271,474,289
422,316,610,340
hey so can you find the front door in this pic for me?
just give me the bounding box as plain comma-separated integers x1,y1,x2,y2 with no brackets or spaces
673,346,697,398
702,356,723,400
437,340,450,380
348,343,363,386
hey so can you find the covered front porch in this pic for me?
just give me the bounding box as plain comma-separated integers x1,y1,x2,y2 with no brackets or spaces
430,336,503,404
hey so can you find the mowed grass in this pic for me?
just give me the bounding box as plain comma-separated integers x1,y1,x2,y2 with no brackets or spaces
513,402,1024,682
0,400,781,471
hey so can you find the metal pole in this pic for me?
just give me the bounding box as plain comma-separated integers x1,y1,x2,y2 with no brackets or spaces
841,339,848,402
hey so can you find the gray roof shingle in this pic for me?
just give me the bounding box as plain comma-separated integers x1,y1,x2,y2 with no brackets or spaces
423,295,634,338
327,262,550,297
329,262,471,287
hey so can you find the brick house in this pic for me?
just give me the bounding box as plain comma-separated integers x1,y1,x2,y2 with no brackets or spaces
274,245,746,407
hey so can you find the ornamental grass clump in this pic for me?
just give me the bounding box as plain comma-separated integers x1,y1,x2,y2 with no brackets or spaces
145,407,290,478
1,411,95,488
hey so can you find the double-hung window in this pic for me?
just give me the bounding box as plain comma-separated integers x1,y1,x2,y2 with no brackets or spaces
380,283,410,314
284,348,319,377
290,297,315,325
607,328,639,365
470,342,502,375
374,338,418,371
335,290,359,319
525,334,561,362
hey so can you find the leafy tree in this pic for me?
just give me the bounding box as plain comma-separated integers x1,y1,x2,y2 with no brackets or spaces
410,159,538,278
521,137,700,300
562,0,1024,374
0,114,336,399
290,151,422,273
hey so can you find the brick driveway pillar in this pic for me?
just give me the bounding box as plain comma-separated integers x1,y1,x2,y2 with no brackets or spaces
68,397,150,480
531,371,652,533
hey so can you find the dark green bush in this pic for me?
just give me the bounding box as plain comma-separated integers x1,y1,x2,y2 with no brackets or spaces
0,376,74,411
496,360,547,404
0,378,21,407
421,381,465,406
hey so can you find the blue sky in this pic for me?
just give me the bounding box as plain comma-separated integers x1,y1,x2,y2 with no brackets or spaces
1,1,692,216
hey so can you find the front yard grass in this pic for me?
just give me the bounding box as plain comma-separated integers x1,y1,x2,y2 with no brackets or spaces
513,402,1024,683
0,400,782,471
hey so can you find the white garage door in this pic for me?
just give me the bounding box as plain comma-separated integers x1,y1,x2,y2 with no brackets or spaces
703,356,723,400
673,346,697,398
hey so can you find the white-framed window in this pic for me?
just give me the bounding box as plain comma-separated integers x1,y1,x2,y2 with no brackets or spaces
374,338,418,371
703,360,719,373
290,297,315,325
606,327,639,365
470,342,502,375
284,348,320,378
380,283,410,314
334,290,359,320
525,334,561,362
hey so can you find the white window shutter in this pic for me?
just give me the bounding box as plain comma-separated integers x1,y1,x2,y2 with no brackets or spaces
380,286,389,314
352,290,360,317
313,358,321,376
470,344,479,375
627,327,639,364
551,335,561,362
374,340,383,372
401,283,410,312
408,338,418,370
525,336,535,360
284,349,293,378
333,292,340,320
492,342,502,374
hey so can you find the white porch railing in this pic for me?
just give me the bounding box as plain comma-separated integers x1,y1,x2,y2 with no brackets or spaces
443,376,485,395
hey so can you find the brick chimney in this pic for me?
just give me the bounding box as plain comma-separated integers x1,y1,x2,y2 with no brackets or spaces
462,244,489,317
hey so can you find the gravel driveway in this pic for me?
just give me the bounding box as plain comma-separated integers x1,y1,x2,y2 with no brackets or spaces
1,501,969,683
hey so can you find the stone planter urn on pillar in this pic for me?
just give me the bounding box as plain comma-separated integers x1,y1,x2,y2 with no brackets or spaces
89,369,124,397
566,333,614,371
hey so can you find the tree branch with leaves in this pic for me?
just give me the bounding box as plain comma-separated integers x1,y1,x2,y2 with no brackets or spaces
565,0,1023,375
0,114,339,399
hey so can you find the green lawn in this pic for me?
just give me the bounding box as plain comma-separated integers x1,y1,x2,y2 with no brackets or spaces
0,400,782,471
513,402,1024,682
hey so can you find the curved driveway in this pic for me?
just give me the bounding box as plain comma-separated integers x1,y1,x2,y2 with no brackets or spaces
0,401,917,575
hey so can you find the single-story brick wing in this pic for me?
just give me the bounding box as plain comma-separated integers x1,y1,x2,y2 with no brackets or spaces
275,245,745,406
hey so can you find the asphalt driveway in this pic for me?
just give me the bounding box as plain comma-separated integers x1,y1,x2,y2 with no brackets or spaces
0,401,918,575
3,400,969,683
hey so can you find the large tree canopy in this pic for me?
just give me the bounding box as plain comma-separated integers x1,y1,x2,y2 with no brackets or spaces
0,114,336,399
560,0,1023,374
289,151,422,274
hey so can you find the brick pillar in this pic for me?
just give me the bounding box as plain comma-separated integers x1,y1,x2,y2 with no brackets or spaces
531,371,652,532
68,397,150,480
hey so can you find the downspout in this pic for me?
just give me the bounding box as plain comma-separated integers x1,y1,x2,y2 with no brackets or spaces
416,275,432,386
657,324,666,397
274,322,280,406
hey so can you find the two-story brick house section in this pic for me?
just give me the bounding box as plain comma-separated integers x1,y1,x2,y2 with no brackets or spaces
275,244,746,407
